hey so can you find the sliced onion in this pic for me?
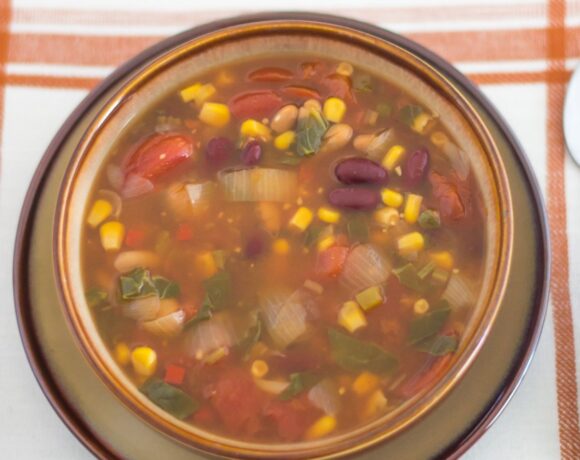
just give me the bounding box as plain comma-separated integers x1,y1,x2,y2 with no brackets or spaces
260,289,308,349
340,244,391,293
442,141,470,180
186,315,236,359
97,189,122,218
113,251,160,273
308,379,341,416
141,310,185,338
442,273,476,308
218,168,297,202
122,173,154,198
254,379,290,395
165,182,192,219
106,164,124,191
366,128,395,159
185,181,217,206
122,295,160,321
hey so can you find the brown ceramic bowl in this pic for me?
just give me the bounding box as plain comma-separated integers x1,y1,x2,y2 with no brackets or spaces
53,15,513,460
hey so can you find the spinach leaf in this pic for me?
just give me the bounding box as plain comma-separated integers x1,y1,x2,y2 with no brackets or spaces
392,264,426,293
119,268,157,300
399,105,423,127
140,378,199,420
418,210,441,229
237,316,262,358
408,301,451,345
328,329,398,374
353,74,373,93
296,110,329,156
376,101,393,117
278,372,320,401
85,287,108,309
184,296,214,329
417,261,436,280
153,276,180,299
415,335,458,356
203,271,231,309
303,224,323,248
347,214,369,243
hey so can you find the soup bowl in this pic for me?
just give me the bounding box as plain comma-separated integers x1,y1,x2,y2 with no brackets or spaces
54,14,513,459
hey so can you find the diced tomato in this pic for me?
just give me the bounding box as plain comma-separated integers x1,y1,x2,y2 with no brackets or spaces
193,404,218,426
207,368,265,435
334,233,349,247
176,223,193,241
281,85,321,101
429,171,472,223
264,395,319,441
182,303,198,321
123,132,195,181
229,90,283,120
164,364,186,386
321,73,355,103
300,61,328,80
247,67,294,82
125,228,146,248
315,246,349,277
395,354,453,399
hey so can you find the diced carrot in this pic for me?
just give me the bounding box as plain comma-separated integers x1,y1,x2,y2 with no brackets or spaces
315,246,349,277
176,223,193,241
125,228,146,248
164,364,186,386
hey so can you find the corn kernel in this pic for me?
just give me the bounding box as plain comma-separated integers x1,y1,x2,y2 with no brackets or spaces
199,102,230,127
412,112,433,133
338,301,367,333
131,346,157,377
179,82,202,103
336,62,354,77
323,97,347,123
404,194,423,224
381,189,404,208
374,207,399,227
305,415,337,440
430,131,448,147
87,199,113,228
317,235,336,252
240,119,271,141
355,286,384,311
352,372,380,396
251,360,269,378
289,207,313,232
398,232,425,255
272,238,290,255
114,342,130,366
193,83,216,107
274,131,296,150
317,206,341,224
99,221,125,252
195,251,218,279
382,145,406,171
414,298,430,315
430,251,454,270
363,390,388,418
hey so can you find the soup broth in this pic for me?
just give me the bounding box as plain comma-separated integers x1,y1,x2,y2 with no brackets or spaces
82,56,484,443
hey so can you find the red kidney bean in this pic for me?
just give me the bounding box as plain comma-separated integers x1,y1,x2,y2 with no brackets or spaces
248,67,294,82
403,147,430,187
328,188,380,210
205,137,233,168
240,140,262,166
335,157,388,185
229,90,283,120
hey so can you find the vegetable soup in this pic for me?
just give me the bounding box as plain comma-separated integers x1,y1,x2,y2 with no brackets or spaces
82,56,484,443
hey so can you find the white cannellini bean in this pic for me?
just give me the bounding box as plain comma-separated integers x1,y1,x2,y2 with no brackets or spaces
113,251,160,273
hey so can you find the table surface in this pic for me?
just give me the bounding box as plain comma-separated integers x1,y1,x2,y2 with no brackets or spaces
0,1,579,459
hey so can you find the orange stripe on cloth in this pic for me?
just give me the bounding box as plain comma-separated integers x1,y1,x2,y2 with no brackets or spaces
0,0,11,176
546,1,580,458
7,28,580,68
5,74,101,90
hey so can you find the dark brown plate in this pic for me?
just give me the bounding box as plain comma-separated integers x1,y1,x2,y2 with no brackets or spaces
13,13,549,460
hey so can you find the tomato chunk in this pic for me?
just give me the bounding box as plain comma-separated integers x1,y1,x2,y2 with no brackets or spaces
164,364,186,386
125,228,146,248
176,223,193,241
321,74,355,103
229,90,283,120
264,395,319,441
429,171,472,222
248,67,294,82
315,246,349,277
123,132,194,181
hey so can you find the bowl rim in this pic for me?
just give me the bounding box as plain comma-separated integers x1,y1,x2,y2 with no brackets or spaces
12,12,548,460
54,16,514,459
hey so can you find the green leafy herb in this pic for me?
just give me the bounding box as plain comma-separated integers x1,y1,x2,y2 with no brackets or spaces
328,329,398,374
431,267,450,286
399,105,423,126
296,110,329,156
238,315,262,358
119,268,157,300
418,210,441,229
203,271,231,309
353,74,373,93
417,261,436,280
408,300,451,345
278,372,320,401
85,287,108,309
347,214,369,243
415,335,458,356
184,296,214,329
153,276,180,299
140,378,199,420
303,224,323,247
376,101,393,117
392,264,426,293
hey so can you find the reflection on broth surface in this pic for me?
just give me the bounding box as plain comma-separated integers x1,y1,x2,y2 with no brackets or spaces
82,56,484,443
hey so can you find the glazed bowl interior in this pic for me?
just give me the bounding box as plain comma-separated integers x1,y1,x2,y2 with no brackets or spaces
57,21,512,459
